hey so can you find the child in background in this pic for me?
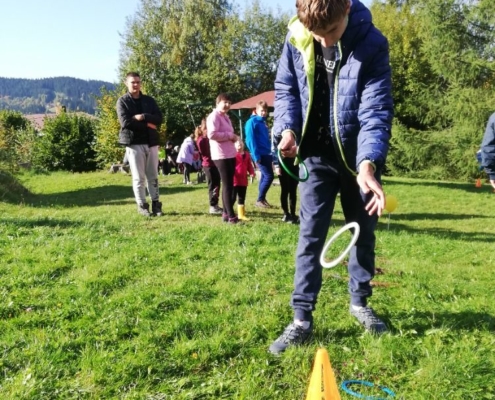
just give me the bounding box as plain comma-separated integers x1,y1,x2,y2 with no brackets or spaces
158,146,166,175
196,121,223,214
177,133,198,185
274,155,299,224
233,140,255,220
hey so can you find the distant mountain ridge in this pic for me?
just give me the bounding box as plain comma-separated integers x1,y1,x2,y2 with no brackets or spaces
0,77,116,115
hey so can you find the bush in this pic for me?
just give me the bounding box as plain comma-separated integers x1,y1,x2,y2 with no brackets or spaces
32,113,97,172
94,89,126,167
0,110,36,173
386,121,482,181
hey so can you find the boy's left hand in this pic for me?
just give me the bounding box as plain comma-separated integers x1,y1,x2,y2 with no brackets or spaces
357,163,385,217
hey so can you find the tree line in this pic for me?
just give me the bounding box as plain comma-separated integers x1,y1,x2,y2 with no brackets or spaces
0,77,115,115
1,0,494,182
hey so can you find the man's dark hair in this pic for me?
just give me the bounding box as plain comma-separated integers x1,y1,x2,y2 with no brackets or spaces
125,72,141,79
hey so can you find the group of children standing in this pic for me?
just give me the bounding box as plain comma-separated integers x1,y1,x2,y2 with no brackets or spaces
168,94,299,224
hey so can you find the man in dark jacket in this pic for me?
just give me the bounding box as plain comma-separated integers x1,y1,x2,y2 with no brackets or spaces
117,72,163,216
480,112,495,189
269,0,393,354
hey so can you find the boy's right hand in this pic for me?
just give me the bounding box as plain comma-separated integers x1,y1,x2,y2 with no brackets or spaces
357,162,385,217
278,129,297,158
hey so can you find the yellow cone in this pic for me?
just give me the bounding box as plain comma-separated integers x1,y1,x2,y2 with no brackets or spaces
305,348,341,400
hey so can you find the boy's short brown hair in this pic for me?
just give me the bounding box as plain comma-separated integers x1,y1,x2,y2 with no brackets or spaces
296,0,350,31
257,100,268,109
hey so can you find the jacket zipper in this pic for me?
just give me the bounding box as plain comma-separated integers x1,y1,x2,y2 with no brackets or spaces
292,35,356,176
332,42,356,176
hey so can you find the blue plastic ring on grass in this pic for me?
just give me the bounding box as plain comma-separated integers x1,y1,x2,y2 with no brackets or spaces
341,380,395,399
277,149,309,182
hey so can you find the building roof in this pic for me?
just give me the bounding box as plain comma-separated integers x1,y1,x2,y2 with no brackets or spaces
24,114,57,130
24,112,95,130
230,90,275,110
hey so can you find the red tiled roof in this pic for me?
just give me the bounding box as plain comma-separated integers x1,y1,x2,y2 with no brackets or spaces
24,114,57,130
24,112,95,130
230,91,275,110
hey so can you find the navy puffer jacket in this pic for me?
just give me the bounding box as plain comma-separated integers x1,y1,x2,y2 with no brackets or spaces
272,0,393,173
481,112,495,180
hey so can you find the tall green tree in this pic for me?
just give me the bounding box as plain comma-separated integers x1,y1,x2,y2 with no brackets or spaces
371,1,435,129
417,0,495,127
236,1,291,94
118,0,290,142
120,0,235,139
372,0,495,180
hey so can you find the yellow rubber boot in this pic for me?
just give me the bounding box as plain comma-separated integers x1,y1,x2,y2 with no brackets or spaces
238,205,249,221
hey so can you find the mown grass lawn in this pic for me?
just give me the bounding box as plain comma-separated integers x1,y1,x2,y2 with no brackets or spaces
1,171,494,399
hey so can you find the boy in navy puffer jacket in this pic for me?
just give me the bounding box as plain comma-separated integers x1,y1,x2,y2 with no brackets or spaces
269,0,394,354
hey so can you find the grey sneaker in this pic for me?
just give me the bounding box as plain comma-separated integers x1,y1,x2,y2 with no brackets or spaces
209,205,223,214
269,322,313,355
350,306,388,334
137,203,151,217
152,200,163,217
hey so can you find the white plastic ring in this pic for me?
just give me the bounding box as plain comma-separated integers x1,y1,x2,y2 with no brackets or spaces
320,222,360,269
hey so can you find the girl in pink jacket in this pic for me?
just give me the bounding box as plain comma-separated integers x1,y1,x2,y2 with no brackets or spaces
206,93,240,223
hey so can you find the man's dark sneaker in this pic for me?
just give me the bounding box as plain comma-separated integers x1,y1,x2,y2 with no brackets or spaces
152,200,163,217
269,322,313,355
228,216,239,224
209,205,223,215
350,305,388,334
290,216,300,225
137,203,151,217
281,214,293,223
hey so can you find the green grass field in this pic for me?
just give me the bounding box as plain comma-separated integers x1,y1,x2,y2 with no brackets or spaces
1,171,494,399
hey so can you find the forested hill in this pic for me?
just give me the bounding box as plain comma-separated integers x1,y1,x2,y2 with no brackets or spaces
0,77,116,115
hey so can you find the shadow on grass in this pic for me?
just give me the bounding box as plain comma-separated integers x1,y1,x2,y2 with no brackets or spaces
377,218,493,243
0,217,84,229
393,309,495,334
391,212,493,222
10,184,202,208
0,171,31,203
383,178,488,193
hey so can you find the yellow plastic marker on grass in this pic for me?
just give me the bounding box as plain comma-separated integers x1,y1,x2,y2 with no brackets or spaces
305,348,341,400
